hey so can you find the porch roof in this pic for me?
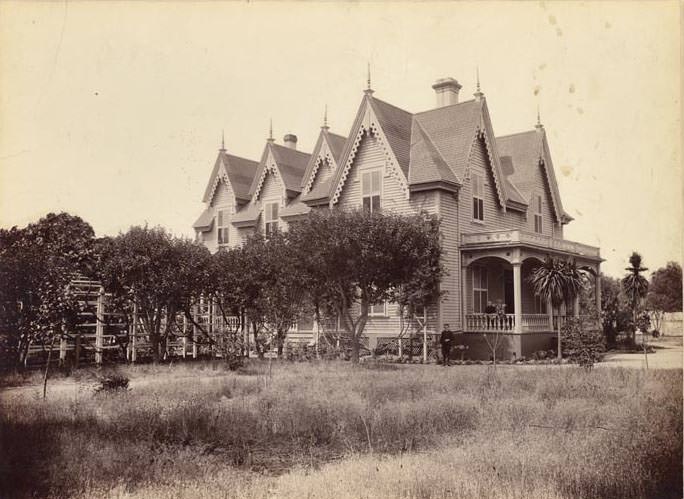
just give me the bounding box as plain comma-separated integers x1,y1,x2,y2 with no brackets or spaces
460,230,602,261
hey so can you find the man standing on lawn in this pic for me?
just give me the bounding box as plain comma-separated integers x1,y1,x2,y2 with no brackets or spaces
440,323,454,366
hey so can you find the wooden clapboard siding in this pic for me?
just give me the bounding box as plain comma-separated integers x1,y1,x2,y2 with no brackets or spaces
310,157,336,192
206,179,239,252
257,169,289,233
525,161,562,238
436,191,461,330
336,130,441,335
461,138,527,234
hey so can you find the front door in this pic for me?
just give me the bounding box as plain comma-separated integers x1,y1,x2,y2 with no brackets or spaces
504,269,514,314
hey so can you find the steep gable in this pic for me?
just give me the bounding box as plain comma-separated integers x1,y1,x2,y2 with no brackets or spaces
496,128,566,223
300,129,347,205
202,151,259,205
330,94,411,206
249,142,311,200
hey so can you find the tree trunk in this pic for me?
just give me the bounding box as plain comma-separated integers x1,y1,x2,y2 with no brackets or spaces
350,335,360,364
557,306,562,363
276,331,284,359
43,336,56,399
150,334,160,363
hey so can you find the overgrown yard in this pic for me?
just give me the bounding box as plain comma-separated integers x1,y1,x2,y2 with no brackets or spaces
0,361,681,499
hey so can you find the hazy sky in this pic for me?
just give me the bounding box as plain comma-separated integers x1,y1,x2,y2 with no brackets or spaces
0,1,680,277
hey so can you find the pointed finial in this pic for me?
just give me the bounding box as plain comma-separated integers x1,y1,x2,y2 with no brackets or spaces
322,104,329,130
267,118,274,142
474,66,484,101
364,62,374,95
220,130,226,151
535,105,544,131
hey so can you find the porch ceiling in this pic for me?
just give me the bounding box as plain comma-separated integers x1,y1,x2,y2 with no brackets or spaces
460,230,602,263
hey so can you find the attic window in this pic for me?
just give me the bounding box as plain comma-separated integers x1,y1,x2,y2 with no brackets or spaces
264,201,279,237
361,169,382,213
472,174,484,222
217,208,230,248
534,195,543,233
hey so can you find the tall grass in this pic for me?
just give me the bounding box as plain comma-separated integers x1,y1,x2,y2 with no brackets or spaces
0,361,681,498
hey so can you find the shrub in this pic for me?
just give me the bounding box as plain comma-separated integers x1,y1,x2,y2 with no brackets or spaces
562,318,605,369
95,373,130,393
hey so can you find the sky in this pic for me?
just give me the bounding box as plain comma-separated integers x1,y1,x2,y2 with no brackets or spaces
0,1,681,277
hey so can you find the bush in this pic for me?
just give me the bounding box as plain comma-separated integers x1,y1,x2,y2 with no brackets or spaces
562,318,605,369
95,373,130,393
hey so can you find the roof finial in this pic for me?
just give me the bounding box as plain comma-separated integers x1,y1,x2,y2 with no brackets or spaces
365,62,374,95
474,66,484,101
220,129,226,151
535,105,544,131
268,118,274,142
322,104,329,130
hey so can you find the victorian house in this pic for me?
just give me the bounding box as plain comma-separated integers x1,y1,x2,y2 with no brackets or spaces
193,77,602,359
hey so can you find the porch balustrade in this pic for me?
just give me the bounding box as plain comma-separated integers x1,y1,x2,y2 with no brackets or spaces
465,313,557,333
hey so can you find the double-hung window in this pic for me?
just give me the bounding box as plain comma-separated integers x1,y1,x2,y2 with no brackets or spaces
534,195,543,233
361,170,382,213
264,202,279,237
217,208,230,248
369,301,387,317
472,174,484,222
472,266,488,313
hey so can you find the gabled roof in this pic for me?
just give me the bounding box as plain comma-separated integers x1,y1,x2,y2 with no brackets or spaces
369,97,413,176
279,196,311,220
496,128,567,222
300,129,347,193
408,118,459,189
192,208,214,231
201,151,259,204
414,99,482,182
249,142,312,200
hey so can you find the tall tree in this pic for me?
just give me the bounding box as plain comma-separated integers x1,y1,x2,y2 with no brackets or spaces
96,226,211,363
529,257,585,361
289,209,444,364
646,262,682,333
0,213,95,369
621,252,649,345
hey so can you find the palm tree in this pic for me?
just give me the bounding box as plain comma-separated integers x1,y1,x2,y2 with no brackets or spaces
529,257,585,362
622,252,649,345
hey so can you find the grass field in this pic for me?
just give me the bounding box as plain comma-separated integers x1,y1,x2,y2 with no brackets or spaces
0,360,681,498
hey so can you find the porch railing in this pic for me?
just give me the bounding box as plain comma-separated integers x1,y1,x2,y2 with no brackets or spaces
465,314,599,333
465,314,516,332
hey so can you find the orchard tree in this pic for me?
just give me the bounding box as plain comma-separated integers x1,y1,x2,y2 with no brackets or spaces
0,213,95,369
599,274,630,347
96,226,211,363
289,209,444,364
647,262,682,334
237,233,307,359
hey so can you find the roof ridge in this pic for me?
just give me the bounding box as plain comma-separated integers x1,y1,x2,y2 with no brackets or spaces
371,96,414,117
414,99,478,115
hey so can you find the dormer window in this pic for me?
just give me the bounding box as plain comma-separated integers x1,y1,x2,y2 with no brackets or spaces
264,201,279,236
534,195,543,233
217,208,230,248
472,174,484,222
361,169,382,213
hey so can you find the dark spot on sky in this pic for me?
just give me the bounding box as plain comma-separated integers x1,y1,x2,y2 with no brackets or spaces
556,27,563,37
538,63,547,70
94,92,99,96
534,85,541,96
569,84,575,93
548,15,557,25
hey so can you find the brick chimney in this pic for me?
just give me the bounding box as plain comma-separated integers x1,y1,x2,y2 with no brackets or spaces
432,78,462,107
283,134,297,150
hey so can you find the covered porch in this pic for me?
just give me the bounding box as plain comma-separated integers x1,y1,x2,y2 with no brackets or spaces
459,230,602,358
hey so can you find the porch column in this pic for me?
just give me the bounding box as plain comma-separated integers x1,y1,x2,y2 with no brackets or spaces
547,297,553,330
595,270,602,317
513,262,522,333
574,296,580,318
